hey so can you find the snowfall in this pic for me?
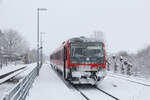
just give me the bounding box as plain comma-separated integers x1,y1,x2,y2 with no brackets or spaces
25,63,150,100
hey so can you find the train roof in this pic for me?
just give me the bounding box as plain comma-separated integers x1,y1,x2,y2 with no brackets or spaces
69,36,104,43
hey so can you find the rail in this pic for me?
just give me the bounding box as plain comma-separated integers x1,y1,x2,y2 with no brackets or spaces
1,66,38,100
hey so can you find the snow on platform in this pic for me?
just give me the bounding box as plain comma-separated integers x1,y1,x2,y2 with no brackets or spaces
26,64,84,100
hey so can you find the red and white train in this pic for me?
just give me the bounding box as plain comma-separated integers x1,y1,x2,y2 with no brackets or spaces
50,37,107,85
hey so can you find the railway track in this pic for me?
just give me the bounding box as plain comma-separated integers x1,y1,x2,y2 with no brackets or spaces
73,85,90,100
0,66,27,84
73,84,119,100
108,73,150,87
50,64,119,100
94,86,119,100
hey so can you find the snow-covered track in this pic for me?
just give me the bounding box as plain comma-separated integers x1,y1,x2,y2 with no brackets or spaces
0,66,26,79
0,66,27,84
94,86,119,100
74,85,119,100
108,73,150,87
73,85,90,100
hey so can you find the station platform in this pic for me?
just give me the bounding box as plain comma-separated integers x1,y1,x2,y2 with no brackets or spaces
26,63,83,100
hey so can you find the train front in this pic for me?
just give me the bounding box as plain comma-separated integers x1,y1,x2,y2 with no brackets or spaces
68,38,107,85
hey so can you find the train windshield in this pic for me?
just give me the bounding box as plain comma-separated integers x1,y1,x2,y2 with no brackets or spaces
70,42,104,63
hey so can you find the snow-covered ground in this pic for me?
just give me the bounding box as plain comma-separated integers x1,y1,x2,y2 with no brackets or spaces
108,72,150,86
0,64,26,76
98,75,150,100
14,63,37,78
0,83,16,98
26,63,150,100
0,64,27,98
0,63,37,100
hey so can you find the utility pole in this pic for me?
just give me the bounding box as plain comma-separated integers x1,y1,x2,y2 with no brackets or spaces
37,8,40,76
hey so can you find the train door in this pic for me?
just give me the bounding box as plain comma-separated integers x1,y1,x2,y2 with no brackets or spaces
63,46,67,79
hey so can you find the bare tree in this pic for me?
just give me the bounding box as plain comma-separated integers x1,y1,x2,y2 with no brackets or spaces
1,29,28,60
114,46,150,78
133,46,150,78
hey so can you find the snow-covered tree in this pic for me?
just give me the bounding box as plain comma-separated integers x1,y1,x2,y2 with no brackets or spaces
0,29,28,59
113,46,150,78
133,46,150,78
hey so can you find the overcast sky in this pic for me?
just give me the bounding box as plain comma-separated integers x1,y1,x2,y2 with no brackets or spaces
0,0,150,55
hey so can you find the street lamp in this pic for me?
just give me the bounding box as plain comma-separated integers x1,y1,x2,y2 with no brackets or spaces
37,8,48,76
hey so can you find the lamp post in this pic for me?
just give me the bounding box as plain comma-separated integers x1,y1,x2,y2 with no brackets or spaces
37,8,48,76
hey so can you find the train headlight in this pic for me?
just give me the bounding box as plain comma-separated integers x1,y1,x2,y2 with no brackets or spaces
73,66,79,71
98,66,102,71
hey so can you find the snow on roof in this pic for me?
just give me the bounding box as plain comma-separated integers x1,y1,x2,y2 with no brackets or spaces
69,36,104,43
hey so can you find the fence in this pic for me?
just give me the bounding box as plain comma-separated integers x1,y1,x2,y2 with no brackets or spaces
1,66,38,100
